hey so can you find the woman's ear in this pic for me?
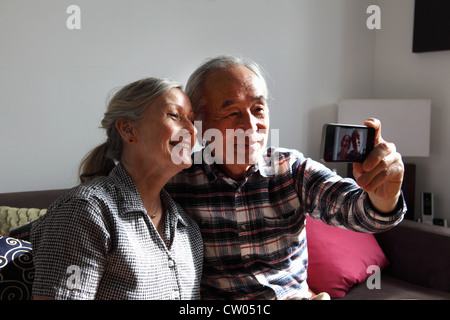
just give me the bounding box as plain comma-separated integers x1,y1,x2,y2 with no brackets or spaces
115,118,137,143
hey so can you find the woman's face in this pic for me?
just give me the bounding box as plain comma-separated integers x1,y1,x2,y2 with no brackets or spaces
341,135,351,151
132,88,197,172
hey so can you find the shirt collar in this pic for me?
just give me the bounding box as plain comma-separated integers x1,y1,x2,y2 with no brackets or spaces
109,163,188,227
195,146,276,184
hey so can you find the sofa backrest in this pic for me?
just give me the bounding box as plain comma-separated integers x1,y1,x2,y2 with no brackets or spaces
375,219,450,292
0,189,69,235
0,189,68,209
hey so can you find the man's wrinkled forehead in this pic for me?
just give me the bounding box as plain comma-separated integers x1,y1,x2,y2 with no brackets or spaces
203,66,267,102
221,95,266,109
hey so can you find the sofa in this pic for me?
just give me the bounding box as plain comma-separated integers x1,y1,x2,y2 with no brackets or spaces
340,219,450,299
1,189,450,300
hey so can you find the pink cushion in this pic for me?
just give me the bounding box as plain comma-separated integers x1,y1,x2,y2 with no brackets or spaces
305,215,389,298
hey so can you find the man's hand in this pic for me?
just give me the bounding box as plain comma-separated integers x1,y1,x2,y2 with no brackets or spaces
353,118,404,213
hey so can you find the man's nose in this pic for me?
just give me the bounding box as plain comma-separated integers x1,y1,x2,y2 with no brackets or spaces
239,111,259,131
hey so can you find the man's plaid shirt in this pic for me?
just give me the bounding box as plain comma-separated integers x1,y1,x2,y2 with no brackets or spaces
166,147,406,300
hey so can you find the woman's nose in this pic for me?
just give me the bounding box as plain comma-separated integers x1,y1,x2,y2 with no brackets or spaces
186,119,197,136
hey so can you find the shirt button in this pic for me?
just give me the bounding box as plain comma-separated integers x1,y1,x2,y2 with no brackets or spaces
241,224,246,231
168,259,175,268
172,290,180,300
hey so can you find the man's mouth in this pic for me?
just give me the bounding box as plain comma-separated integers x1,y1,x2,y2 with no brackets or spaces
235,137,264,147
170,141,191,150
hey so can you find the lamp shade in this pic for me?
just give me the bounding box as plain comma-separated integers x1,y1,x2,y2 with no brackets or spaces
337,99,431,157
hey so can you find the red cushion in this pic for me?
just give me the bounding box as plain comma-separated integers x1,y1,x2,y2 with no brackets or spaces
305,215,389,298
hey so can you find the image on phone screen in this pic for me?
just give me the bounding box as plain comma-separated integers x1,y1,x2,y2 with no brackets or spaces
322,124,375,162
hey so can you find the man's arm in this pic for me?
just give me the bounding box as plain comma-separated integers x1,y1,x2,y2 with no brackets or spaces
291,146,405,233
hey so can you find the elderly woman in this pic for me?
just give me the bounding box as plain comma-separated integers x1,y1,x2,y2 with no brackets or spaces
30,77,203,300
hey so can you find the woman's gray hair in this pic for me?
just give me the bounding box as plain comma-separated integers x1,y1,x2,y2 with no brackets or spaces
79,76,182,183
185,55,269,121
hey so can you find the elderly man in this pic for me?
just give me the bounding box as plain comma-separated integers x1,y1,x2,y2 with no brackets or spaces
166,55,406,300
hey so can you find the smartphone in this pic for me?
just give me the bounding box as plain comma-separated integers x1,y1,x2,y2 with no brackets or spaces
321,123,375,162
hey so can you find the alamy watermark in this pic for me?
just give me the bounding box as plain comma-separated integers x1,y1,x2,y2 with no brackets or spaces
66,5,81,30
366,265,381,290
66,265,82,290
169,121,281,172
66,5,381,31
65,264,382,292
367,5,381,30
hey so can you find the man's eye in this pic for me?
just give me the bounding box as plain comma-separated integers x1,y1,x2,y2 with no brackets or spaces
227,112,238,118
254,105,266,112
168,113,179,119
253,107,267,118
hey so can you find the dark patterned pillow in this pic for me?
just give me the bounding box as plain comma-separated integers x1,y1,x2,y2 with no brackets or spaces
0,236,34,300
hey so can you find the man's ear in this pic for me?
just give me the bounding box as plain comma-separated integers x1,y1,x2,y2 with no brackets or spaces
115,118,137,143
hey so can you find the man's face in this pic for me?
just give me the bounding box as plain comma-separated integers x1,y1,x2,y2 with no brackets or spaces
352,131,361,152
201,65,269,180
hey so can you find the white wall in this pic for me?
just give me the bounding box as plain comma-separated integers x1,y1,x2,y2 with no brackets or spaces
373,0,450,222
0,0,376,193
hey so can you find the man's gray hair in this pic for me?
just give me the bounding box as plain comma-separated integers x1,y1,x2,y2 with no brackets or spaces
185,55,269,121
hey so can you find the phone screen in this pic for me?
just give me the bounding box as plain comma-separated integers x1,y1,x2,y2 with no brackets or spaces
321,124,375,162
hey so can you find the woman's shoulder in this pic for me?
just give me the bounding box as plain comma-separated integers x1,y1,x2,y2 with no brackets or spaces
37,175,122,230
52,176,114,207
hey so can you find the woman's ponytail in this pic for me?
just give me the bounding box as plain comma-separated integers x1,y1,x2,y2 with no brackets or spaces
78,141,116,184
